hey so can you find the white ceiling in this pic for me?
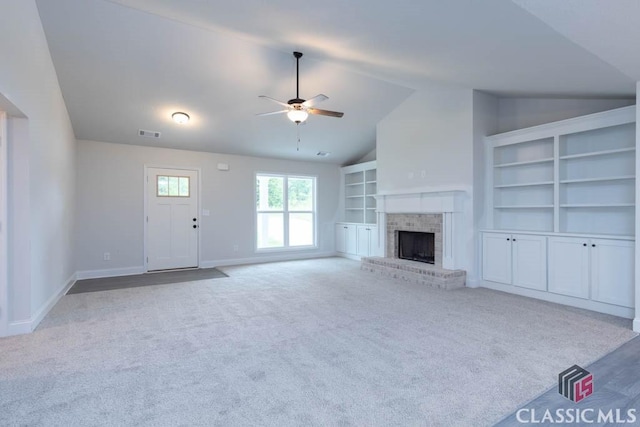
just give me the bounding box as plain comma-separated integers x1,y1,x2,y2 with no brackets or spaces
35,0,636,165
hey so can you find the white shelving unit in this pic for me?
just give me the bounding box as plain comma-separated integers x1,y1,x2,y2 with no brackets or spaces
341,161,377,224
482,106,636,319
486,106,636,237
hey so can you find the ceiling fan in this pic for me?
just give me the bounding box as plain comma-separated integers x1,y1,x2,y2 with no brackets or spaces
258,51,344,124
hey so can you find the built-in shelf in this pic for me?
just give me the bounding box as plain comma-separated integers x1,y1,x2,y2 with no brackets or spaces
560,175,635,184
559,147,635,160
494,181,554,188
341,161,377,225
560,204,635,208
494,158,554,168
487,106,636,237
494,205,554,209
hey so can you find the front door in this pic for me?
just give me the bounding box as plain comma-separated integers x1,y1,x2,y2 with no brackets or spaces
146,167,199,271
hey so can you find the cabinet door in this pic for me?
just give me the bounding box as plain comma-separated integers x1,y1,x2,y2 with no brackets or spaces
548,237,589,299
482,233,512,284
345,224,357,255
368,226,379,256
356,226,370,256
512,234,547,291
591,239,634,308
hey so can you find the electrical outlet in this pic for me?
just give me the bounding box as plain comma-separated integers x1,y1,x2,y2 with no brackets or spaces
103,252,110,261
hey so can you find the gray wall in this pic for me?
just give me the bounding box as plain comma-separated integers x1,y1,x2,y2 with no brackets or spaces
0,0,76,329
75,140,341,273
497,97,634,133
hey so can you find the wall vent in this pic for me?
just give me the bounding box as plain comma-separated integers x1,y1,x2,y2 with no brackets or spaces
138,129,161,138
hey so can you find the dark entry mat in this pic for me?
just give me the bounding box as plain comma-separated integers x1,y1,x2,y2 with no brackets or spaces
67,268,228,294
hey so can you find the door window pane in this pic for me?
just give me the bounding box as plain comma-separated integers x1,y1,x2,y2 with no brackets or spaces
257,213,284,248
289,213,314,246
157,175,190,197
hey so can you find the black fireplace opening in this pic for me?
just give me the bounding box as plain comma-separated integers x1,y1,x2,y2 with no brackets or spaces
398,231,435,264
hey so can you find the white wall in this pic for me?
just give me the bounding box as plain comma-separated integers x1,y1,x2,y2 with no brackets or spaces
0,0,76,334
376,82,477,279
471,91,498,287
75,140,340,274
635,82,640,333
497,97,634,133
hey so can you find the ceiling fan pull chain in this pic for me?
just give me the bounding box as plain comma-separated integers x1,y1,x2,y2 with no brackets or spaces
296,124,300,151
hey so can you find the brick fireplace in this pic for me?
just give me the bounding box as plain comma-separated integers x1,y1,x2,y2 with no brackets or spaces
361,189,467,289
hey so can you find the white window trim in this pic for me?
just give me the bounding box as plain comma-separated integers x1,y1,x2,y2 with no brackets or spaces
0,111,8,336
255,172,318,252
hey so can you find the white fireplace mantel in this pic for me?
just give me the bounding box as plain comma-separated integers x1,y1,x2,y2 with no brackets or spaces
376,189,466,214
375,189,468,271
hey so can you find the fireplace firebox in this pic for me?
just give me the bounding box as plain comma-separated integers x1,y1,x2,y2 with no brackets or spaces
397,231,435,264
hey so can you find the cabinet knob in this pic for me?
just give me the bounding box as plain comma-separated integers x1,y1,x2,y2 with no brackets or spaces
512,239,516,242
583,243,587,247
506,238,510,241
592,244,596,247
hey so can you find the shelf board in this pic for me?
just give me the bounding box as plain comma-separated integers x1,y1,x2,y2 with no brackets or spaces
559,147,635,160
366,208,377,210
494,205,554,209
560,175,635,184
494,158,554,168
560,203,635,208
345,182,364,187
494,181,554,188
365,180,377,184
345,195,364,199
345,208,363,211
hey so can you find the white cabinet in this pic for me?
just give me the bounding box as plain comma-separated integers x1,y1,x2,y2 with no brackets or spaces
356,225,378,257
548,237,590,299
335,223,357,255
548,237,634,308
341,161,377,224
482,232,547,291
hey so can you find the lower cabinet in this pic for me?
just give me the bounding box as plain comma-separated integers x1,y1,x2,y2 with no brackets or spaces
335,223,357,255
356,225,378,257
482,232,547,291
548,236,634,308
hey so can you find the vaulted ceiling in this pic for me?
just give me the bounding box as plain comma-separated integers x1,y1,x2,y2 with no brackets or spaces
35,0,637,164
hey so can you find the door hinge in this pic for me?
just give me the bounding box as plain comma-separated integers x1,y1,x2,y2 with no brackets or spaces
146,257,148,263
146,216,148,222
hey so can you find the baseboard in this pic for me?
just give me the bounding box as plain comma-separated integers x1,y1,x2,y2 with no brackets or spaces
30,272,77,331
335,253,361,261
6,319,31,336
481,280,634,319
201,251,338,268
465,277,482,288
634,318,640,333
3,272,78,337
76,266,144,280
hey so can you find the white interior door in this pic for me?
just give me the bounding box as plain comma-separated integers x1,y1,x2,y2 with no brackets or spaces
146,167,199,271
0,111,7,335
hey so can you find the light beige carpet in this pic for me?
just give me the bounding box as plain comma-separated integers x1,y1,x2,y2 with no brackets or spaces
0,257,635,426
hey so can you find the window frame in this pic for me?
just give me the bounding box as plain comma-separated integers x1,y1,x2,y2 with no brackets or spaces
255,172,317,252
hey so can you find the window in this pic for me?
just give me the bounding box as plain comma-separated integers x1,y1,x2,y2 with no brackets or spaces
256,174,316,249
157,175,190,197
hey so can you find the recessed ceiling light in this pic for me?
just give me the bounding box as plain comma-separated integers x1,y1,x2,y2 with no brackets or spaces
172,112,190,124
316,151,331,157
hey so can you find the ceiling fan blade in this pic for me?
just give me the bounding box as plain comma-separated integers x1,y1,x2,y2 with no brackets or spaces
302,94,328,108
308,108,344,118
259,95,290,108
256,110,289,116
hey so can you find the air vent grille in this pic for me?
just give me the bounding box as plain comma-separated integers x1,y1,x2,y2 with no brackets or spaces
139,129,161,138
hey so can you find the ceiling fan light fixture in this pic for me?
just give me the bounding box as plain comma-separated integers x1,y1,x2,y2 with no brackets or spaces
172,112,190,124
287,109,308,124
